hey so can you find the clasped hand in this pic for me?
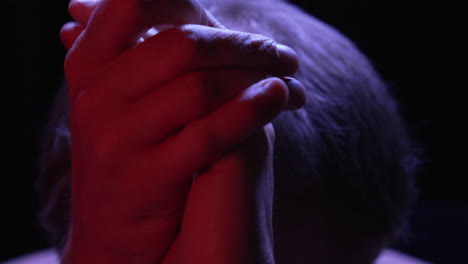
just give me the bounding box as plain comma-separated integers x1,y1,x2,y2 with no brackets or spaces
60,0,306,263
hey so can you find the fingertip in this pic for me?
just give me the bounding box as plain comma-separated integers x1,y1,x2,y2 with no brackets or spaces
275,44,300,75
253,77,289,120
60,22,85,50
280,77,307,111
69,0,99,24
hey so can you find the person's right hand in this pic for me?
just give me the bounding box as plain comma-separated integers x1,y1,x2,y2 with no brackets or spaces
60,0,305,263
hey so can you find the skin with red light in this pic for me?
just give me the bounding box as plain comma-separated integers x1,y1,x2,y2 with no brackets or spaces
60,0,305,263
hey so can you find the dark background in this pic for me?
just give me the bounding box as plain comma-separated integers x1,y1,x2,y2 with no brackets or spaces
6,0,467,263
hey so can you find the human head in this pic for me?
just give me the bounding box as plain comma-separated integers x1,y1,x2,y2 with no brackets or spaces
36,0,418,263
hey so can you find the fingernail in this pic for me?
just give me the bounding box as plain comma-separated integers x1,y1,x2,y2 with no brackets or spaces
276,44,299,75
280,77,306,110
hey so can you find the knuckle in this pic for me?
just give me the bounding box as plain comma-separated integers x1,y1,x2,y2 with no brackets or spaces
175,25,220,59
242,33,277,58
169,26,201,58
256,36,277,55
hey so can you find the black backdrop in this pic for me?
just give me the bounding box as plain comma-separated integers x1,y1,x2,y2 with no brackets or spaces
6,0,467,263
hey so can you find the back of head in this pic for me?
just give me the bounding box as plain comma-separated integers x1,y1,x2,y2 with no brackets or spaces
36,0,419,263
203,0,419,256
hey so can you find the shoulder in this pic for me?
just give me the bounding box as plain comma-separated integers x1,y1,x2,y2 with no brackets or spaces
2,249,59,264
375,249,433,264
